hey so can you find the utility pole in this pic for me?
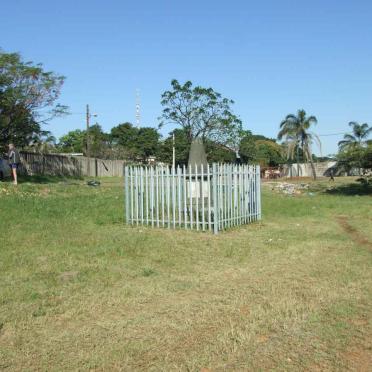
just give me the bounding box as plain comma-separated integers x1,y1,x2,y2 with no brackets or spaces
86,104,91,176
86,105,98,177
172,133,175,169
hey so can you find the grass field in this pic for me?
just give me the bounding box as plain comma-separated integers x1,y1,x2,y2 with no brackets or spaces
0,176,371,371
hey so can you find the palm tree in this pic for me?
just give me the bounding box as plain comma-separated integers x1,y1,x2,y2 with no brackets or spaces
338,122,371,150
338,122,371,176
278,109,321,180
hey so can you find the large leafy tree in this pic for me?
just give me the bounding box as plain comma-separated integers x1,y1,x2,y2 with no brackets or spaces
110,122,138,148
25,133,56,154
58,129,86,153
255,140,284,167
110,122,139,159
136,127,160,159
338,122,371,150
336,143,372,175
278,109,320,179
88,124,111,158
158,128,237,165
58,124,110,158
110,122,160,160
159,80,242,149
157,128,191,165
239,130,284,166
239,130,257,163
0,50,67,151
205,141,236,163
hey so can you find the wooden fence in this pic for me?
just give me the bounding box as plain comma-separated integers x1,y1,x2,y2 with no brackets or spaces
125,164,261,234
19,152,126,177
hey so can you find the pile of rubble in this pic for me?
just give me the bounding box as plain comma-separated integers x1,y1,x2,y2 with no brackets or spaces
273,182,310,195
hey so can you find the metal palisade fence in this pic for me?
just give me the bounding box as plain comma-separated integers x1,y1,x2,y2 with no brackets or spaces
124,163,261,234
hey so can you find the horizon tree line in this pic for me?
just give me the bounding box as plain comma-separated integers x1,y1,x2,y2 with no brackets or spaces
1,49,370,175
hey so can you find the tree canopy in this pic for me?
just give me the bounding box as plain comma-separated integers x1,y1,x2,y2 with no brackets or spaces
58,129,85,153
110,123,160,160
336,121,371,176
338,122,371,151
159,80,242,149
157,128,190,165
0,50,67,151
57,122,160,161
239,130,284,166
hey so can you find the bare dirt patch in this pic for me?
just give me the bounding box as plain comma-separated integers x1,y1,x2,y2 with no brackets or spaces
343,347,372,372
59,271,79,282
337,216,372,250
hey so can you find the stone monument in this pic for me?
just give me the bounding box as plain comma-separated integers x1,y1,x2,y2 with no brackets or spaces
187,138,209,199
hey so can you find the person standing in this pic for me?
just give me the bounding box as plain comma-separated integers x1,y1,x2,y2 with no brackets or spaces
329,169,335,182
8,144,20,185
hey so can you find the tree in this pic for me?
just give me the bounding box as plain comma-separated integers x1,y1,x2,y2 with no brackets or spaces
363,143,372,169
239,130,257,163
58,129,86,153
157,128,190,165
58,124,110,158
337,122,371,175
136,127,160,159
336,144,372,174
255,140,284,167
88,124,111,158
25,132,56,154
110,123,160,161
110,122,139,159
0,50,67,151
338,122,371,150
278,109,320,179
110,122,138,148
239,131,284,166
337,144,372,189
205,140,236,163
159,80,242,149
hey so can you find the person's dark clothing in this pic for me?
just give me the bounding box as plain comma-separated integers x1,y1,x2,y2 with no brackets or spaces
8,149,20,165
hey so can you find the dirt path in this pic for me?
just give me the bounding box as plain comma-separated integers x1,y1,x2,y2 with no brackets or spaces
337,216,372,250
337,216,372,370
343,345,372,372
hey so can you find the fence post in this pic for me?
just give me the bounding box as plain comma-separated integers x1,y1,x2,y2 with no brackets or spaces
124,166,129,224
257,165,262,220
212,163,219,235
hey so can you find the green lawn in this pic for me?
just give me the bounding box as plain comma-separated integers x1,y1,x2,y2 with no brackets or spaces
0,176,371,371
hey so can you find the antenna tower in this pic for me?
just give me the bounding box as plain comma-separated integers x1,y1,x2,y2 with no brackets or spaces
135,89,141,128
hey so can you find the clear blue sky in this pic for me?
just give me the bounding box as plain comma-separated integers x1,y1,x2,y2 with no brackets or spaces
1,0,372,155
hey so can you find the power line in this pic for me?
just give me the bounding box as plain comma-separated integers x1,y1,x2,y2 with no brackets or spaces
318,132,347,137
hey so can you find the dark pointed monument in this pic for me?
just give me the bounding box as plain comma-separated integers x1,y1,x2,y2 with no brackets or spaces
186,138,209,201
188,138,208,172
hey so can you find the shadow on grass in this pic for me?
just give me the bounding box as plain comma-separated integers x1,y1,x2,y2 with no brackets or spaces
326,183,372,196
18,175,83,184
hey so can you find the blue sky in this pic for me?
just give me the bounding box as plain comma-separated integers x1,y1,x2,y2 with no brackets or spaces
1,0,372,155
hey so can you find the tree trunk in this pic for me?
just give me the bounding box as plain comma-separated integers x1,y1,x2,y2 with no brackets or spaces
309,159,317,180
296,146,300,177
